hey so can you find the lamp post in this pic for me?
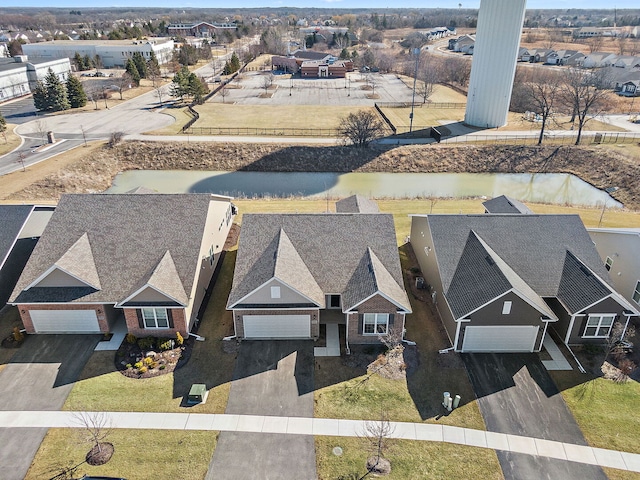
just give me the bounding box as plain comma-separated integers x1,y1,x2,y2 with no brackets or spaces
290,76,293,96
409,48,420,133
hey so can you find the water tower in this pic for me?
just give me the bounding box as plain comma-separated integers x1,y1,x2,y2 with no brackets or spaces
464,0,527,128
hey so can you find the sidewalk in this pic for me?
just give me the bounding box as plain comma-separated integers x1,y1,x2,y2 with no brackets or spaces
1,410,638,474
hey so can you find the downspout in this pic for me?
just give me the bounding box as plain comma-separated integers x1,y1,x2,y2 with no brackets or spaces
538,317,552,352
345,311,350,355
453,318,470,352
620,310,633,340
564,314,586,373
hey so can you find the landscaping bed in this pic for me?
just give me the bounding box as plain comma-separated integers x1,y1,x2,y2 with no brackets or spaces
115,334,194,379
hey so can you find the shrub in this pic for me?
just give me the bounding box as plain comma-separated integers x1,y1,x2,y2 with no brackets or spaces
176,331,184,346
159,365,166,370
137,337,155,350
108,131,124,148
143,356,154,366
126,333,136,344
125,363,132,369
134,361,143,369
158,339,173,351
138,366,147,374
150,361,158,369
12,326,24,342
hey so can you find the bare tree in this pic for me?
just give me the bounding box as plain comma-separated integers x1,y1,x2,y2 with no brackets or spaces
617,36,629,56
154,85,165,105
560,67,611,145
147,59,162,88
584,36,604,53
74,411,113,465
338,110,385,147
543,29,563,50
261,72,274,94
219,85,229,103
416,53,438,103
115,72,133,100
524,70,563,145
359,412,395,477
85,83,101,110
35,118,48,144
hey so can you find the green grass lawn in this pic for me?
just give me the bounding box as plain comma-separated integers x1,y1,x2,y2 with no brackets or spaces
25,429,218,480
145,106,193,135
551,371,640,455
63,251,238,413
316,437,503,480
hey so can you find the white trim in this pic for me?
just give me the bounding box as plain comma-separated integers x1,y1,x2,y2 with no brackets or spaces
362,313,390,335
538,317,551,351
345,290,411,314
141,307,170,329
573,293,614,315
118,284,187,308
232,307,319,313
270,286,281,299
632,280,640,305
605,256,614,271
228,277,321,309
582,313,616,338
565,314,582,344
12,301,116,306
502,301,512,315
25,264,100,291
454,318,471,352
456,288,557,322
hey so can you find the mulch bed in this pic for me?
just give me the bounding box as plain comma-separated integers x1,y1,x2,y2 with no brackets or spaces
115,336,195,379
1,335,24,349
86,442,114,466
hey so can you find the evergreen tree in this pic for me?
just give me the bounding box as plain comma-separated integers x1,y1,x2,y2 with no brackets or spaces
32,81,49,111
73,52,85,71
83,54,94,69
125,58,141,86
170,66,190,101
147,51,160,76
230,52,241,72
189,73,208,104
44,69,70,111
66,75,87,108
0,112,6,140
339,48,350,60
132,51,148,79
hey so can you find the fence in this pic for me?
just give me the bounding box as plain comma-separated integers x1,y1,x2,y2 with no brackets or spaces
376,102,467,109
183,126,340,137
441,131,640,146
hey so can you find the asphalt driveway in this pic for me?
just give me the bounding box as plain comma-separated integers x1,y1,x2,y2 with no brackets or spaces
464,353,607,480
206,340,316,480
0,334,100,480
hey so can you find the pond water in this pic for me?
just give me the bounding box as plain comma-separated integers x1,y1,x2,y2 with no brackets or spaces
107,170,622,208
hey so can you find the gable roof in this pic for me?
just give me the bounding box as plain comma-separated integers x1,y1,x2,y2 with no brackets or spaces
228,214,410,312
421,214,614,307
11,194,219,305
482,195,532,214
556,250,611,314
0,205,33,271
335,195,380,214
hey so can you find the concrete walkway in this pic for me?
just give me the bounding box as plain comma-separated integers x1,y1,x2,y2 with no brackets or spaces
314,323,340,357
541,336,573,371
94,320,127,351
1,410,639,474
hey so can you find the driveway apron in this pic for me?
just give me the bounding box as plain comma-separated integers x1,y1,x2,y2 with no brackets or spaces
0,334,100,480
206,341,316,480
463,353,607,480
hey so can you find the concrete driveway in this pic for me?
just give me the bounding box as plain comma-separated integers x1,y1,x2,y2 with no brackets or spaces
206,340,316,480
0,334,100,480
464,353,607,480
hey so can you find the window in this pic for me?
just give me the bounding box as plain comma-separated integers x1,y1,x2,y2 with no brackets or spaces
502,301,512,315
583,314,615,338
633,281,640,305
363,313,389,335
142,308,169,329
605,256,613,271
270,286,281,299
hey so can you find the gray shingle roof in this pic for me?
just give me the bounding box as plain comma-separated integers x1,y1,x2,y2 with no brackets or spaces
557,251,611,314
122,250,188,306
228,214,410,312
482,195,533,214
423,214,614,319
11,194,215,305
0,205,33,270
335,195,380,214
51,232,101,290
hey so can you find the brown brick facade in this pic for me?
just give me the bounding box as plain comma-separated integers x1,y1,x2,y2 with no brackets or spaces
234,309,319,340
18,304,111,334
347,295,406,345
124,308,188,338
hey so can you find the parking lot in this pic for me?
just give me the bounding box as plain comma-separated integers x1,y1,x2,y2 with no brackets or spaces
209,70,416,106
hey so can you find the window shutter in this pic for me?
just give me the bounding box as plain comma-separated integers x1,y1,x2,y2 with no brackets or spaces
136,309,144,329
389,314,395,325
168,309,174,328
358,314,364,334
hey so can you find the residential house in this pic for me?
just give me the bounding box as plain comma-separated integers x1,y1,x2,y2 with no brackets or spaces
616,80,640,96
521,48,554,64
613,56,640,69
482,195,533,214
545,50,586,66
449,35,475,53
582,52,618,69
227,211,411,349
335,195,380,214
10,193,235,336
0,205,54,307
410,214,638,352
167,22,237,38
588,229,640,313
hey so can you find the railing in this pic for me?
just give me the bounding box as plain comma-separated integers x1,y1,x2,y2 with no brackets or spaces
441,131,640,146
183,126,340,137
377,102,467,109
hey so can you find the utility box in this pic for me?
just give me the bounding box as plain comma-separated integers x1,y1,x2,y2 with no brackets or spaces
187,383,209,405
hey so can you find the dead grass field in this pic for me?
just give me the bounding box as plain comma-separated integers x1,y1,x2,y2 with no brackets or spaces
61,78,161,114
191,104,376,130
0,124,21,157
145,107,194,135
245,54,275,70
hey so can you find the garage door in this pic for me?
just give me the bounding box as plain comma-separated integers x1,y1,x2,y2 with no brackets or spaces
462,325,538,353
243,315,311,339
29,310,100,333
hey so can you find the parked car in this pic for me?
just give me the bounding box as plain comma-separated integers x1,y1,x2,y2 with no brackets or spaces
93,71,105,77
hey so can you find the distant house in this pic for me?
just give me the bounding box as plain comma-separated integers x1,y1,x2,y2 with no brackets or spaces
521,48,554,63
335,195,380,214
616,80,640,97
582,52,618,69
545,49,586,66
11,194,235,336
588,229,640,313
410,214,638,352
613,55,640,69
449,34,475,53
482,195,533,214
167,22,237,38
227,210,411,347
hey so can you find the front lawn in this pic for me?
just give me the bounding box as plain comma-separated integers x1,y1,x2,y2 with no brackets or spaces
316,436,503,480
551,371,640,455
25,428,217,480
314,245,485,431
63,251,238,413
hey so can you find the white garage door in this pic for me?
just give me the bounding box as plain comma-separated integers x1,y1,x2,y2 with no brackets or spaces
29,310,100,333
462,325,539,353
243,315,311,339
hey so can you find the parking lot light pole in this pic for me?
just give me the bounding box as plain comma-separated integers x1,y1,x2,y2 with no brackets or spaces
410,48,420,133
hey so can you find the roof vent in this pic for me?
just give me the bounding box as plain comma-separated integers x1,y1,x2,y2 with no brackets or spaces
579,265,591,276
485,256,495,266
